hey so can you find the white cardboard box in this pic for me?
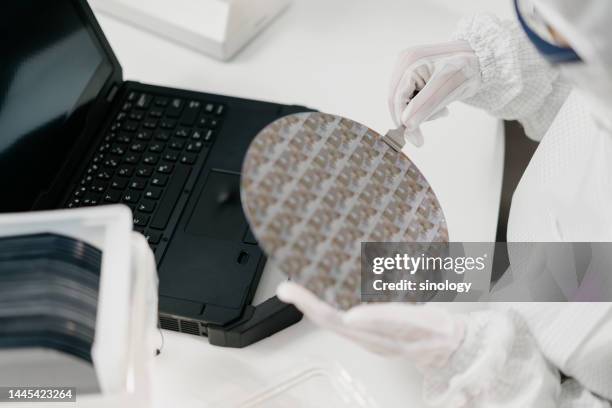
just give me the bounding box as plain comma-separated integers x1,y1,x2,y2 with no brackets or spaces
90,0,290,60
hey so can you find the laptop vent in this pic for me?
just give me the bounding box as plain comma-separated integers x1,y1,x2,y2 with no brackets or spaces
179,319,201,336
159,314,206,337
159,315,179,332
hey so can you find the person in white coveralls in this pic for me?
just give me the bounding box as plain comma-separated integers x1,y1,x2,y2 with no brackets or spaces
277,0,612,406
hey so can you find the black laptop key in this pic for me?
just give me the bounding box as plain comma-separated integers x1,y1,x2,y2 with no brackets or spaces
104,158,119,168
138,200,156,213
144,186,163,199
110,145,125,155
166,98,184,117
150,165,191,230
135,94,152,109
149,142,164,153
96,170,112,180
142,119,157,129
151,174,168,186
86,164,99,175
133,213,150,227
149,108,164,118
155,130,171,141
81,175,94,185
129,111,144,121
144,230,162,244
143,154,159,165
154,96,169,107
122,121,139,132
130,142,146,152
180,153,197,164
204,129,214,142
174,128,189,138
129,179,147,190
136,130,152,140
92,153,105,164
98,143,111,153
111,178,128,190
160,119,176,129
162,152,178,162
116,132,132,143
180,101,201,126
123,190,140,203
124,153,140,164
82,193,101,206
104,190,121,203
169,140,184,150
157,164,173,174
67,199,80,208
117,166,133,177
136,166,153,177
191,130,202,140
73,186,87,198
186,141,203,152
90,182,107,193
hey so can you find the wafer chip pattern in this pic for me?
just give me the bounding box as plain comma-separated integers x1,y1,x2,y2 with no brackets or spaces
241,112,448,308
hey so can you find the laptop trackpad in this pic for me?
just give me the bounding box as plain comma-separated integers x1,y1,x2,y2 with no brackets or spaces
186,170,247,240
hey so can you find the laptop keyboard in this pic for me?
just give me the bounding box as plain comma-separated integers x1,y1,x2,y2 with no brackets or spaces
66,90,225,252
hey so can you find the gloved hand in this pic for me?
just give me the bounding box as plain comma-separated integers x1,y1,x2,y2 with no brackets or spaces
388,40,482,147
277,282,466,370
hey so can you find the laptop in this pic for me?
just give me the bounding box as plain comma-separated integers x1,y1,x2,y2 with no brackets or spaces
1,0,306,346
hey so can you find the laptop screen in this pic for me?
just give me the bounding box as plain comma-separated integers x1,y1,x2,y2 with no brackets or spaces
0,1,113,211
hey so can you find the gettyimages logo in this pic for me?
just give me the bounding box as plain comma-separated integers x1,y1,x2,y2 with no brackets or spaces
371,253,487,275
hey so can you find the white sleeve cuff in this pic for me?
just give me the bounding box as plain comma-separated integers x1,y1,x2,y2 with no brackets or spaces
452,14,571,140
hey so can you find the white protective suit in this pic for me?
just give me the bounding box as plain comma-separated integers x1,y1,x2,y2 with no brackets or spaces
278,1,612,406
412,2,612,405
420,2,612,405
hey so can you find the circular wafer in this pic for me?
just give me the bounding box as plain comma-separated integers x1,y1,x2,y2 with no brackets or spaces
241,112,448,308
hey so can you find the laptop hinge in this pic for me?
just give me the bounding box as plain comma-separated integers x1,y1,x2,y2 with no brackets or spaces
106,84,119,102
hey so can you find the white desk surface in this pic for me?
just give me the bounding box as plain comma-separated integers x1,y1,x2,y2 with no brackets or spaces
94,1,510,406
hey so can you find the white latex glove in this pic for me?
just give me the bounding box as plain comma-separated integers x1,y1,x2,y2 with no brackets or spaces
388,40,482,146
277,282,465,370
